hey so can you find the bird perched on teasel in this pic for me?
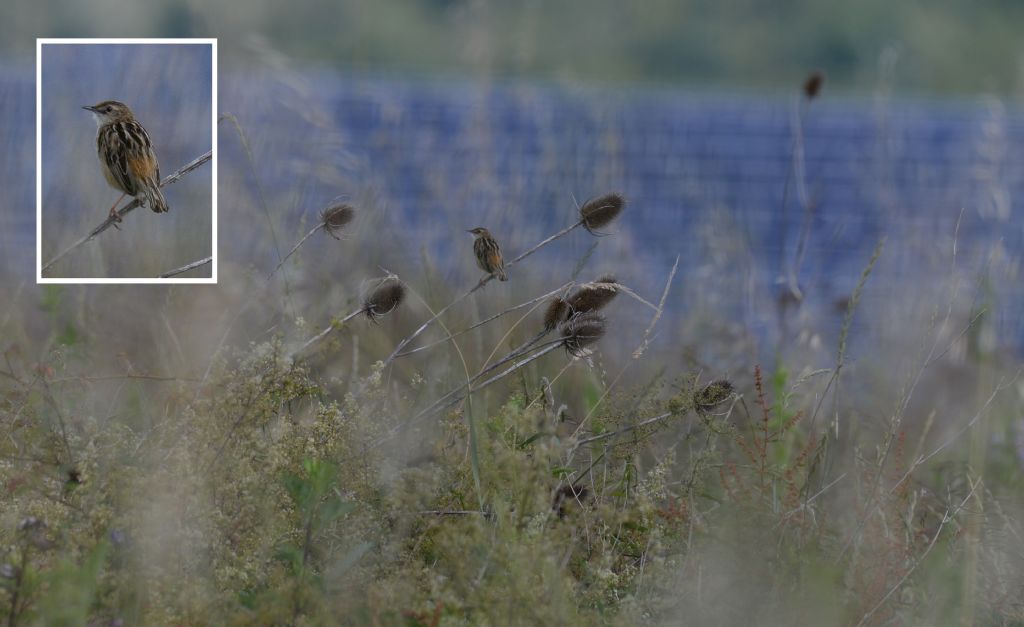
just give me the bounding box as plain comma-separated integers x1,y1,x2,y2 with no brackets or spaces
468,227,508,281
83,100,168,222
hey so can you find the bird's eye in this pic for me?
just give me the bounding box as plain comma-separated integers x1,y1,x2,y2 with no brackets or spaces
104,106,112,113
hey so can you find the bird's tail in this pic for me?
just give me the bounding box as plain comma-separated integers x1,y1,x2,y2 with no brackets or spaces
145,183,169,213
497,267,508,281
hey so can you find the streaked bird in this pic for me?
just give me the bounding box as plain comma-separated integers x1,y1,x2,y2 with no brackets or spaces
83,100,168,222
468,227,508,281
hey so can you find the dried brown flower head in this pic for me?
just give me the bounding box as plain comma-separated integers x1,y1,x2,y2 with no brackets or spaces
566,278,618,315
803,71,825,100
560,312,607,357
320,202,355,239
363,276,405,322
693,379,735,413
580,193,625,235
543,297,570,332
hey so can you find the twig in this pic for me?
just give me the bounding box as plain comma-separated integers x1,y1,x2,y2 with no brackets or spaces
632,255,679,359
268,223,323,280
158,256,212,278
395,281,574,358
49,373,199,384
41,150,212,274
291,308,367,358
571,411,673,453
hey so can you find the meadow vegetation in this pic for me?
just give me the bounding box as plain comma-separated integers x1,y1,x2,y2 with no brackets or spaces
3,83,1023,626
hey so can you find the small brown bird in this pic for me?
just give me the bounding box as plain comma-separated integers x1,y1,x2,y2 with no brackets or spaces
83,100,168,222
468,227,507,281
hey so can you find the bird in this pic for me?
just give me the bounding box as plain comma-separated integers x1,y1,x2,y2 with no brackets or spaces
83,100,168,222
468,227,508,281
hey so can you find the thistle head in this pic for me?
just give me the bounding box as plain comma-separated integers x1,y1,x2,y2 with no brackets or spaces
566,277,618,315
363,276,405,322
579,193,625,235
560,312,607,358
543,297,570,332
320,202,355,239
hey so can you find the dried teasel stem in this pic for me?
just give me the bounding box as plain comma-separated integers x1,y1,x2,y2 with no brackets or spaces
397,281,575,358
292,275,405,358
382,311,610,441
268,202,356,280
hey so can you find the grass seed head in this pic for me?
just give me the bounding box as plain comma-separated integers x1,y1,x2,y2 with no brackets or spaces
363,276,405,322
580,193,625,235
320,202,355,239
560,312,607,357
543,297,570,332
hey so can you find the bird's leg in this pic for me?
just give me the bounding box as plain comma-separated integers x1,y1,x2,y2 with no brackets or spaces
107,193,126,228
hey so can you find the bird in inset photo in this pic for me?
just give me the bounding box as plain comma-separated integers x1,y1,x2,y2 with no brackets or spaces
468,227,507,281
83,100,168,222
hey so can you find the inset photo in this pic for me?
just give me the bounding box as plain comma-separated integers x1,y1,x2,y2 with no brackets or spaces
36,38,216,283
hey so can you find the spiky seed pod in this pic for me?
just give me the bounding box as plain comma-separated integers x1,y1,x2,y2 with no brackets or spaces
552,484,589,519
363,277,405,322
595,274,617,285
566,278,618,315
693,379,735,413
560,312,607,357
543,297,570,331
803,71,824,100
579,193,625,235
320,203,355,239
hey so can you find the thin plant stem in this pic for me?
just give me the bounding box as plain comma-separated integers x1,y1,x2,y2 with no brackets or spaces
269,223,323,280
159,256,212,278
395,281,574,358
292,308,366,358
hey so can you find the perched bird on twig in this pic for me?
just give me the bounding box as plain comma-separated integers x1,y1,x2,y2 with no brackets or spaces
83,100,168,222
468,227,508,281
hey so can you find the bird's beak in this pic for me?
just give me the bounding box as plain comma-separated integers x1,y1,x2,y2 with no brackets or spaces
82,105,98,112
466,229,474,234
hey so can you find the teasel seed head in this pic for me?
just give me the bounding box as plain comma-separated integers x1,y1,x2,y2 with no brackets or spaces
579,193,625,235
566,277,619,315
803,71,824,100
363,276,405,322
560,312,607,358
320,202,355,240
693,379,735,413
543,297,570,332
